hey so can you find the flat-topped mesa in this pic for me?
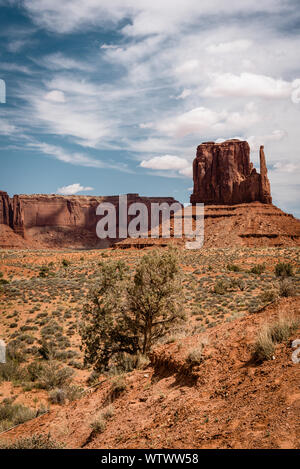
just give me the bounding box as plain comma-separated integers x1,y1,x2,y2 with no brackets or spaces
0,193,181,248
190,139,272,205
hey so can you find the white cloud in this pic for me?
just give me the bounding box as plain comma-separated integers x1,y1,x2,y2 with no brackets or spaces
178,166,193,177
175,89,192,100
175,59,199,77
291,79,300,104
206,39,252,54
36,52,92,71
247,130,287,151
44,90,66,102
2,24,37,53
22,1,288,35
102,36,163,64
19,78,116,148
203,72,298,100
0,62,31,74
100,43,119,49
0,119,16,135
57,183,94,195
26,141,128,170
272,162,300,173
140,154,192,178
155,104,260,138
7,39,28,53
141,155,189,171
139,122,154,129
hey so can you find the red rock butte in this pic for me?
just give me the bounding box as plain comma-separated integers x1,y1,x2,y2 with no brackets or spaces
190,139,272,205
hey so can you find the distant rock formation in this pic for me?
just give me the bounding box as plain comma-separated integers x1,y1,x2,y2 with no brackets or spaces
0,193,180,248
190,139,272,205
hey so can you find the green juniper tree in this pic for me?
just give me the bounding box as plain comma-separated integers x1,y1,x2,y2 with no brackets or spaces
80,249,184,372
128,249,184,354
80,260,131,372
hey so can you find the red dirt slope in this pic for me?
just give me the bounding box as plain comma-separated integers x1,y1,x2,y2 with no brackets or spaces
1,297,299,449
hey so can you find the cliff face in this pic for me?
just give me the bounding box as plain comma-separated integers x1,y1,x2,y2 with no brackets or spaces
0,191,12,226
0,193,180,248
190,139,272,205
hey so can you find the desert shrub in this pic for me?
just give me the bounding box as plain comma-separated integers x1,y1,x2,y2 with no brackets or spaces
252,314,299,363
268,315,299,343
9,322,18,328
186,346,204,366
64,385,83,401
101,404,114,420
252,327,275,363
26,361,45,381
275,262,293,278
109,376,127,400
87,370,101,386
259,289,278,304
0,434,64,449
90,404,114,435
279,279,295,297
48,384,82,405
62,259,70,267
48,388,66,405
227,264,240,272
41,320,63,338
250,264,265,275
213,280,228,295
0,401,36,432
27,360,74,390
38,340,55,360
229,278,245,291
90,416,106,434
0,353,26,383
0,272,9,287
39,266,49,278
6,344,25,363
109,352,149,374
81,249,184,372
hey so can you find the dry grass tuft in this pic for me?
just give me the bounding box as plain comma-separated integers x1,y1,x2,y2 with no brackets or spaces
253,313,299,363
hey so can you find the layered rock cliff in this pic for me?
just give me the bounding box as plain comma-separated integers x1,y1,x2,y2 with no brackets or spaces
0,191,12,226
0,193,180,248
190,139,272,205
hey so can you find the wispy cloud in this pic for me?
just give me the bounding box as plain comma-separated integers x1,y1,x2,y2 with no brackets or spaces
155,104,260,138
0,118,16,135
32,52,93,71
203,73,299,100
26,141,131,172
0,62,32,74
22,1,290,35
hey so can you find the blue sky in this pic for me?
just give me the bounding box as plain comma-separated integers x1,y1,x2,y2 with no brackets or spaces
0,0,299,216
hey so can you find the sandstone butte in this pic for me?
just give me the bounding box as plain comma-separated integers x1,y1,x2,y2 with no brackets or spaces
0,139,299,248
190,139,272,205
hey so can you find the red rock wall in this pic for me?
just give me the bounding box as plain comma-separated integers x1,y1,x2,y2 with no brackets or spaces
0,193,181,247
0,191,11,226
190,139,272,205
